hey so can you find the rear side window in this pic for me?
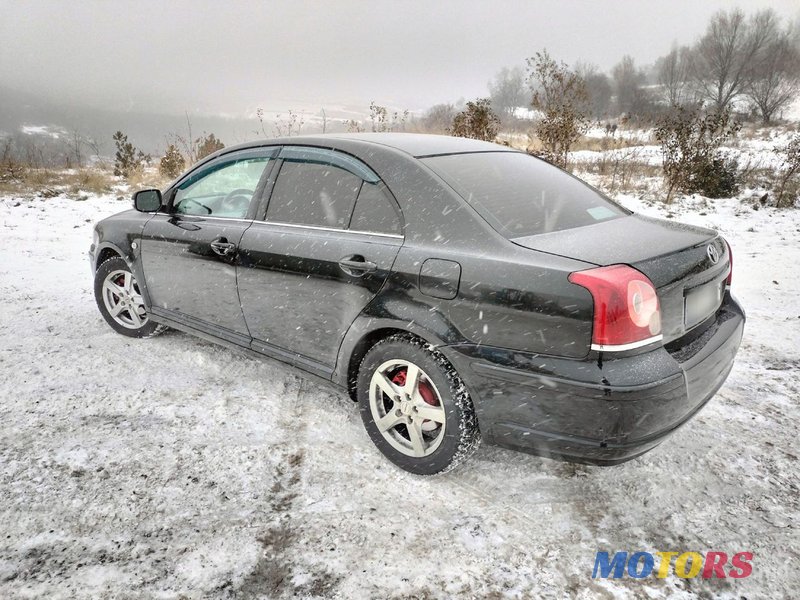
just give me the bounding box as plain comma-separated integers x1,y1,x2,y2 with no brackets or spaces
349,182,401,235
267,148,365,229
423,152,629,238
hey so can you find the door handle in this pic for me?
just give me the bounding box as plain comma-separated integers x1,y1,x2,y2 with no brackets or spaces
339,255,377,276
210,239,237,256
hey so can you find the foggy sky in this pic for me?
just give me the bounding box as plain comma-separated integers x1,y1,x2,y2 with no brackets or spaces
2,0,798,116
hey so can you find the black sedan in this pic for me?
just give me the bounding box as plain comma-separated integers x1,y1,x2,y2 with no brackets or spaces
89,133,744,475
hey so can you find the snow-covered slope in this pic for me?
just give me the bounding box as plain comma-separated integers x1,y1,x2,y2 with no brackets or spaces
0,191,798,598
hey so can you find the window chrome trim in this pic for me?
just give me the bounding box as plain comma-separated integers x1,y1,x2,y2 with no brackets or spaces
590,335,663,352
153,214,253,224
255,220,404,239
150,213,403,238
187,215,253,224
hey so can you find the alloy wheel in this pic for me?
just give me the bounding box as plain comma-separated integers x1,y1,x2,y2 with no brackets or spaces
368,359,447,458
101,269,148,329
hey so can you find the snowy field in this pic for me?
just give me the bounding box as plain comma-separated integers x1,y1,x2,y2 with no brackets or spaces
0,186,798,599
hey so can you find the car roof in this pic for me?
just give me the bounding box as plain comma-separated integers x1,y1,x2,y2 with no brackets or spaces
220,133,516,159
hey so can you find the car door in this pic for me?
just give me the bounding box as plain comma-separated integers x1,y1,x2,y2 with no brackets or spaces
237,146,404,377
140,148,278,345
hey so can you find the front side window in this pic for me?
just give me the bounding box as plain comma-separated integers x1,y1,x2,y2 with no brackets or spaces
423,151,629,238
173,156,272,218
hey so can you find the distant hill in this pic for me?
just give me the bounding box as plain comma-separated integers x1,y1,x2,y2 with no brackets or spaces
0,85,265,156
0,85,370,158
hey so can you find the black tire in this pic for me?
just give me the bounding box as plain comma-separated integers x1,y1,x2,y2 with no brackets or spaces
94,256,165,338
358,334,480,475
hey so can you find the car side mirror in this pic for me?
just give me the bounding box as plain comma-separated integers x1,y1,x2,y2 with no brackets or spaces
133,189,162,212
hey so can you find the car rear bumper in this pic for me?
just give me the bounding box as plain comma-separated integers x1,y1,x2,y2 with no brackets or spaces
441,291,745,465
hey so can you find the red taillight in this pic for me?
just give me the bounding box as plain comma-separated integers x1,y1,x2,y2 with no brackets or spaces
725,240,733,287
569,264,662,351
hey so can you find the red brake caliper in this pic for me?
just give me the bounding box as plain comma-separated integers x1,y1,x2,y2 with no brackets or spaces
390,368,406,388
391,368,437,405
114,275,125,301
391,368,439,431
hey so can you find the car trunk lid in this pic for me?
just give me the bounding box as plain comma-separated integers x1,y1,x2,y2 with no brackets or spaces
512,214,730,344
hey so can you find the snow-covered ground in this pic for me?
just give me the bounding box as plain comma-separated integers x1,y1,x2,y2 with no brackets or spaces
571,124,798,172
0,187,798,599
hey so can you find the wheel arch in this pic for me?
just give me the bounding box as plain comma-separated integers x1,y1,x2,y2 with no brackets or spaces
93,240,154,310
94,242,129,271
336,319,452,402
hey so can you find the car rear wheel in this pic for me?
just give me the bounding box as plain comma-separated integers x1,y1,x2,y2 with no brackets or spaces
358,334,480,474
94,256,164,338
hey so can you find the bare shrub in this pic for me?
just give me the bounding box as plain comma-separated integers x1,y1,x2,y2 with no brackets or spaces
527,50,590,168
421,103,457,133
1,138,25,182
774,134,800,208
449,98,500,141
271,110,305,137
654,105,742,200
345,102,408,133
368,102,408,132
345,119,365,133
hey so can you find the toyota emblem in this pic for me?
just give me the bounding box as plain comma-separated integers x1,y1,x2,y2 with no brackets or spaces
707,244,719,264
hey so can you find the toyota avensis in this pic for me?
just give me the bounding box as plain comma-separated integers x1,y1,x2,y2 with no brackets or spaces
89,133,745,474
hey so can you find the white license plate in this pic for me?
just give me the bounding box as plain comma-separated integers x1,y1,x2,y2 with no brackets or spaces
685,281,722,327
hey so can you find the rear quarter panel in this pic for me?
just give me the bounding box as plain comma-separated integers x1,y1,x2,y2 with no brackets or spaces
399,244,595,358
334,236,595,368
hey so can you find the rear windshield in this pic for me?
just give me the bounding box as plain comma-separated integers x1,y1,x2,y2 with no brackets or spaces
422,152,629,238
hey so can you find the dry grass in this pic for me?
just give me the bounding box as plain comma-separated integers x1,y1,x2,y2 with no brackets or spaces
737,155,775,190
125,167,169,191
495,132,529,151
493,128,665,196
0,164,169,199
495,130,651,155
67,169,115,195
736,121,799,142
570,134,650,153
571,150,662,196
0,167,113,197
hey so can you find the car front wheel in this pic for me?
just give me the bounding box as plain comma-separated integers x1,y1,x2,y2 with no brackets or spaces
94,256,164,338
358,334,480,475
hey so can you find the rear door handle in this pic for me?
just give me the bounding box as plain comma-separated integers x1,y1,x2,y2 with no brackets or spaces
339,255,377,275
210,239,237,256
